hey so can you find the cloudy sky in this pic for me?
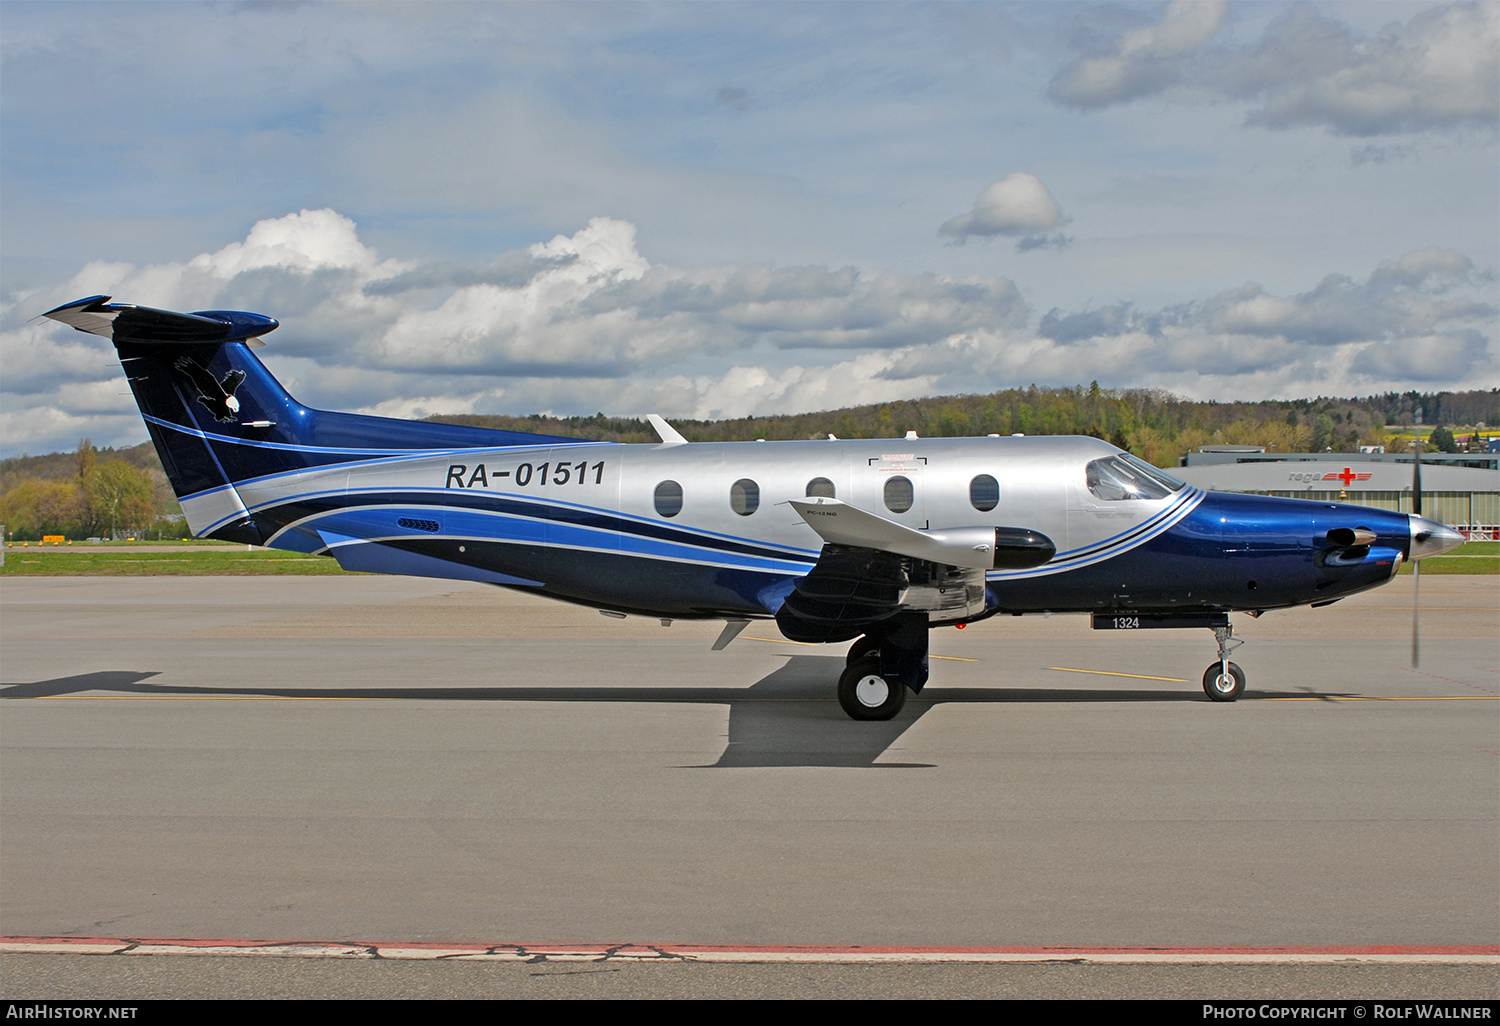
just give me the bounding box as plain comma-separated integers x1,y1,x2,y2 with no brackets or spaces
2,1,1496,456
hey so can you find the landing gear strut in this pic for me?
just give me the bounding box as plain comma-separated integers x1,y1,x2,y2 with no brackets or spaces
1202,622,1246,702
845,634,880,665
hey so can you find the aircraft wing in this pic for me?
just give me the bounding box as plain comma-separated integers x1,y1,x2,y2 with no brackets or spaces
777,498,1056,645
787,497,1051,570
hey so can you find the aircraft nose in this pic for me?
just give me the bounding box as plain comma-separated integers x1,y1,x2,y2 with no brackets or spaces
1408,516,1465,559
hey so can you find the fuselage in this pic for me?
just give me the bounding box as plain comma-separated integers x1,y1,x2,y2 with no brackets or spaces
216,433,1419,622
41,295,1465,715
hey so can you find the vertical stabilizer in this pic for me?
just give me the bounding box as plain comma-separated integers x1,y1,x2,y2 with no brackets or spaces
45,297,283,542
43,295,588,542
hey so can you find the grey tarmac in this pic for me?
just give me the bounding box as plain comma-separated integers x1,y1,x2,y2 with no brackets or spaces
1,575,1496,998
4,953,1497,1000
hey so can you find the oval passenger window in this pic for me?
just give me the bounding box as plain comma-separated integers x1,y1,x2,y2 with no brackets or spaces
970,474,999,512
806,477,836,499
730,478,760,516
654,480,683,518
884,475,914,514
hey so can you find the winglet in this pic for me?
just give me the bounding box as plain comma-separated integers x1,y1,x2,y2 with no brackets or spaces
646,414,688,445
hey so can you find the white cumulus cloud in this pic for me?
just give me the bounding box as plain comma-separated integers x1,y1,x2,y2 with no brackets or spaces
940,173,1068,247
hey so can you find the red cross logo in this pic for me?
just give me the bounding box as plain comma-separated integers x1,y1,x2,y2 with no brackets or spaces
1337,467,1357,486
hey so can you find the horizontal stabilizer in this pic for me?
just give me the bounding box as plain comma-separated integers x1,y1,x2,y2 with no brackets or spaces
41,295,278,345
788,498,1053,570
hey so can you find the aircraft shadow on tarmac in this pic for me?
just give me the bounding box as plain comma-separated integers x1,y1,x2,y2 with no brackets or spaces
0,660,1359,770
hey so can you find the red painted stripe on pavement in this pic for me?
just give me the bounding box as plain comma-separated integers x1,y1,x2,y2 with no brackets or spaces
3,936,1496,960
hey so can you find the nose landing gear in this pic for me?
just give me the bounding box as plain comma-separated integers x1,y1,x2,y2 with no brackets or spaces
1203,623,1246,701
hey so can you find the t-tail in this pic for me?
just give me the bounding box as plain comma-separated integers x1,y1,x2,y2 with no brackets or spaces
42,296,576,543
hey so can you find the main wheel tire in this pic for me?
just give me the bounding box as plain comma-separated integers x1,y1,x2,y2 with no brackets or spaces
845,635,881,665
838,656,906,721
1202,661,1245,702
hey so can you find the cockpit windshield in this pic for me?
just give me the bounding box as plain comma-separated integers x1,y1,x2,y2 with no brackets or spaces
1085,453,1187,501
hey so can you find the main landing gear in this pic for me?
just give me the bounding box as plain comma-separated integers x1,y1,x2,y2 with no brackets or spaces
1203,623,1246,702
836,613,928,721
838,656,906,720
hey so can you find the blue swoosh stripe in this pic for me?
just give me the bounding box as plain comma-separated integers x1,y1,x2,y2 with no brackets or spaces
988,489,1205,581
296,505,815,575
254,489,821,566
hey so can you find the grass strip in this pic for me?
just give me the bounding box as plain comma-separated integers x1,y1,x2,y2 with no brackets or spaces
1397,556,1499,575
1452,541,1498,555
0,549,350,576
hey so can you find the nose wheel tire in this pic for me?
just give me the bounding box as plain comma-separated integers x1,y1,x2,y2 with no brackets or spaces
1202,661,1245,702
846,635,881,665
838,656,906,720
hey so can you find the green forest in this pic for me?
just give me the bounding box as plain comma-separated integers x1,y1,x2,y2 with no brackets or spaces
3,385,1495,541
432,385,1498,464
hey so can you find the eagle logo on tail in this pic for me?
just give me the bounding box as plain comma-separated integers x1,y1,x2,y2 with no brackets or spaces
174,357,247,423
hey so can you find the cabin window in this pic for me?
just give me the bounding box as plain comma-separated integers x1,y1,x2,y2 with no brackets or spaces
654,480,684,518
730,478,760,516
1085,454,1184,501
883,475,914,513
969,474,999,512
806,477,836,499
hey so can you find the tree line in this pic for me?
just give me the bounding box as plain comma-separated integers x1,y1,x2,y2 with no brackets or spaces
432,385,1499,467
0,440,178,541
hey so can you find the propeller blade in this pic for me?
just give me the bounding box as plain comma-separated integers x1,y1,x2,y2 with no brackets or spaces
1411,560,1420,668
1411,434,1422,667
1412,435,1423,517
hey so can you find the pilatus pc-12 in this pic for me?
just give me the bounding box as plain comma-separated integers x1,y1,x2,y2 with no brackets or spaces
45,295,1464,720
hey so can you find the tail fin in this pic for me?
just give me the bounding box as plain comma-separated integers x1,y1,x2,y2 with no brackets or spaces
43,295,576,543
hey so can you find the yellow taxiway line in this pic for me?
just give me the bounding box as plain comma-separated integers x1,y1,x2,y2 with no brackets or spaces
1049,666,1190,683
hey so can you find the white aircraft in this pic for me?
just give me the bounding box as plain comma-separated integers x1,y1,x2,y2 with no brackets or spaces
44,296,1464,720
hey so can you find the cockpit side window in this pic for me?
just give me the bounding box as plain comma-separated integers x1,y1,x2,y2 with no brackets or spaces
1120,453,1186,492
1085,455,1183,501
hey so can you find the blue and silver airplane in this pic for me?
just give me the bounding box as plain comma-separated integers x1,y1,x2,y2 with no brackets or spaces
44,295,1465,720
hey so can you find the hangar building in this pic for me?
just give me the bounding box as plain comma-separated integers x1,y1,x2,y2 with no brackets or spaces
1173,448,1499,540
